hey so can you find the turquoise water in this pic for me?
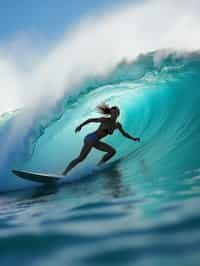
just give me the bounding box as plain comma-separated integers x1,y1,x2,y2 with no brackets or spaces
1,51,200,266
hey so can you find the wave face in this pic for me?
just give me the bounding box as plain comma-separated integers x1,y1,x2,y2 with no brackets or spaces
0,51,200,192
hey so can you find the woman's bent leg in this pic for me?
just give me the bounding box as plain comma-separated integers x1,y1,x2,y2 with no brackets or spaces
93,141,116,165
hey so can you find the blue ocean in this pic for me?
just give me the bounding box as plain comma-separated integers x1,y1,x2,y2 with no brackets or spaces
0,51,200,266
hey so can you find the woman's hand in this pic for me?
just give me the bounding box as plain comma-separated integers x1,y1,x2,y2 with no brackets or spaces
75,125,82,133
133,137,140,142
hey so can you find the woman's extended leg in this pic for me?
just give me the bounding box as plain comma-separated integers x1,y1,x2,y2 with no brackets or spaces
93,141,116,165
62,142,93,175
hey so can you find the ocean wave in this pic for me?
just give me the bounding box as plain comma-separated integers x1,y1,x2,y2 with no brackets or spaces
0,50,200,192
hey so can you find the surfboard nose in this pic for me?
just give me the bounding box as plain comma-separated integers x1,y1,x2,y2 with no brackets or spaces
12,169,63,184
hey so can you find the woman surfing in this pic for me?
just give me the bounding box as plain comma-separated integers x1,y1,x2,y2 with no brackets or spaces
62,103,140,176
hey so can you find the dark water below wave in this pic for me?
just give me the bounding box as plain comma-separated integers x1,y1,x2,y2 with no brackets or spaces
1,51,200,265
1,162,200,266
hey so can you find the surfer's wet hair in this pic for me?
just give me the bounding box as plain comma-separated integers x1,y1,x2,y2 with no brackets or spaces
96,103,120,116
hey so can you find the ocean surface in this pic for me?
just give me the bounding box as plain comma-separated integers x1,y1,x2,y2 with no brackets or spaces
1,51,200,266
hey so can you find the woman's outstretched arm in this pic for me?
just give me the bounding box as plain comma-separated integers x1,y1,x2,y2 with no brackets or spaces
117,123,140,142
75,117,106,132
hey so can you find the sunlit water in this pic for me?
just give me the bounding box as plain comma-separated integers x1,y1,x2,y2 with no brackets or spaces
0,52,200,266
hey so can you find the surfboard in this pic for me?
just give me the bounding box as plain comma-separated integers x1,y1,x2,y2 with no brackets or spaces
12,170,64,184
12,158,123,185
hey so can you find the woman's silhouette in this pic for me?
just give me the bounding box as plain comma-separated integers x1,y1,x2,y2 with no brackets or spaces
62,103,140,175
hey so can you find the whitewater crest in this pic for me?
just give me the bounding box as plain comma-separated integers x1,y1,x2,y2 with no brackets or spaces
0,51,200,192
